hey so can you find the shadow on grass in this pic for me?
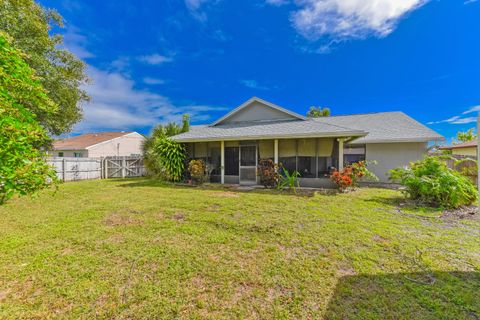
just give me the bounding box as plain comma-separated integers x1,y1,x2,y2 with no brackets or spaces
325,271,480,319
116,178,334,198
364,196,440,214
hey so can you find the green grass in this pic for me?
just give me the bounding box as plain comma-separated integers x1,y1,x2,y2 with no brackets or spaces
0,178,479,319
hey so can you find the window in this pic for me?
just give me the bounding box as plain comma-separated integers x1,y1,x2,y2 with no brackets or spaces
344,144,366,165
58,152,64,157
73,152,83,158
279,139,296,174
297,157,316,178
297,139,316,178
317,157,333,176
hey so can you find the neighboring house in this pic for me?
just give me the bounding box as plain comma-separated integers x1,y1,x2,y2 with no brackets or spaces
172,97,444,186
439,140,478,157
52,132,145,158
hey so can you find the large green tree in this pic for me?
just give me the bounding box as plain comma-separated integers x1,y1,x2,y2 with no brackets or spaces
0,0,89,135
0,32,58,203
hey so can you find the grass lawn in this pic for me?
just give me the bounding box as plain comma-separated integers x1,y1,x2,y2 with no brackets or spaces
0,178,479,319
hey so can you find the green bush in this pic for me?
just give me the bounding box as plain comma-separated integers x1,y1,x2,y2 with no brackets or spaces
147,137,186,182
389,156,477,209
277,167,300,194
0,32,58,204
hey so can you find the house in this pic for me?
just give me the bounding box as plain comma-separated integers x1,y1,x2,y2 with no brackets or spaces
439,140,478,157
171,97,444,186
52,132,145,158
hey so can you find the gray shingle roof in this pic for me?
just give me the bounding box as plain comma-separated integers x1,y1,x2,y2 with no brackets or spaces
314,112,444,143
172,120,367,142
171,111,444,143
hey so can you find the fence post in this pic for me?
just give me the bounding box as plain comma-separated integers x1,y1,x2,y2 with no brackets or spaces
122,157,126,178
62,158,66,182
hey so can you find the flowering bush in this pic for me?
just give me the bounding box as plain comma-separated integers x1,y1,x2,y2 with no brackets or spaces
188,159,206,184
257,159,279,188
331,161,377,192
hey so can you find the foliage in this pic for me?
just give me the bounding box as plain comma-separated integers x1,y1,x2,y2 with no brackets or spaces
389,156,477,209
0,0,89,135
149,138,186,182
0,32,58,203
331,161,378,192
257,159,279,188
143,115,190,177
307,106,331,118
277,167,300,193
454,128,477,144
188,159,206,184
182,114,190,133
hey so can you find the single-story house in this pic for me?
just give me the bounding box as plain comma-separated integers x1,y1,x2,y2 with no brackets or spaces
52,131,145,158
439,140,478,157
172,97,444,187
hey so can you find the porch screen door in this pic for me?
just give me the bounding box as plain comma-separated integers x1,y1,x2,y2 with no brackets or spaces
239,145,257,185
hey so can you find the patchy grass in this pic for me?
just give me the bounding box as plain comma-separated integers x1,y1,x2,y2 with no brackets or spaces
0,178,479,319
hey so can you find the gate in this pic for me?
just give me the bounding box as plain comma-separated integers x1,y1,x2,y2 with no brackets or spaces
103,156,145,178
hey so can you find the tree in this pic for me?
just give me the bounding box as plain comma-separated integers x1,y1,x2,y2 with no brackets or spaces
0,0,89,135
454,128,477,144
307,106,331,118
0,32,58,204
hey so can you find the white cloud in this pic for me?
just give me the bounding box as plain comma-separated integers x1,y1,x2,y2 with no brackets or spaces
240,79,270,90
462,105,480,115
464,0,478,4
143,77,166,85
75,66,220,133
291,0,428,40
184,0,211,21
62,27,94,59
265,0,289,6
428,105,480,125
138,54,173,65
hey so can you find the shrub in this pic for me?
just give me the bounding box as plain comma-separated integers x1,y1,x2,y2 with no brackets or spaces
277,167,300,194
188,159,206,184
0,32,58,204
331,161,377,192
389,156,477,209
257,159,279,188
147,137,186,182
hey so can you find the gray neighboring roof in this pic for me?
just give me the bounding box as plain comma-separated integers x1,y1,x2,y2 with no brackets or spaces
315,112,444,144
172,119,367,142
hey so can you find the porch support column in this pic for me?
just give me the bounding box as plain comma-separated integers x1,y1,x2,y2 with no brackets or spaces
337,138,346,171
221,140,225,184
274,139,279,164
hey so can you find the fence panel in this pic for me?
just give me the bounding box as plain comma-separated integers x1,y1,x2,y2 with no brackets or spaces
48,157,102,182
442,155,477,185
48,156,145,181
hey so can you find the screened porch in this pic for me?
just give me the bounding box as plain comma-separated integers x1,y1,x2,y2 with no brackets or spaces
185,137,353,187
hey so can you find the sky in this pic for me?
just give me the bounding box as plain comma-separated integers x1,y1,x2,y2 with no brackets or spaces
40,0,480,142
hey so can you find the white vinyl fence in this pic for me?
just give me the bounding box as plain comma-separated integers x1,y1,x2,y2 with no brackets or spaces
48,156,145,182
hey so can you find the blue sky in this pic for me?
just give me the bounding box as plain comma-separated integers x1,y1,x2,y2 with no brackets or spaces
41,0,480,142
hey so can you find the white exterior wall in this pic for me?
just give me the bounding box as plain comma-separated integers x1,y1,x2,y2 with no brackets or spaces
366,142,428,182
87,132,145,158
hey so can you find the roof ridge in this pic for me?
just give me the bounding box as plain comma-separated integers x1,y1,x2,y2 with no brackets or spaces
308,118,368,133
322,111,404,118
